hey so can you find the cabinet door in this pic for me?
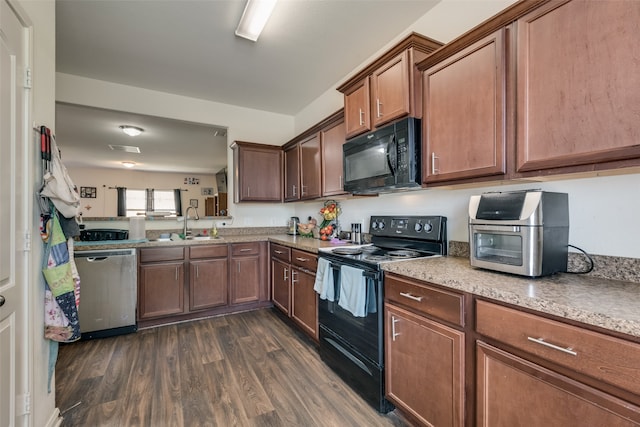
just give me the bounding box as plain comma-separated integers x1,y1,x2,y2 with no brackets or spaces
424,29,507,184
284,144,300,201
189,258,227,311
344,78,371,138
300,133,321,199
291,267,318,340
138,262,184,319
271,258,290,315
371,50,410,128
321,119,347,196
234,142,282,202
385,303,464,427
516,0,640,172
476,341,640,426
230,255,261,305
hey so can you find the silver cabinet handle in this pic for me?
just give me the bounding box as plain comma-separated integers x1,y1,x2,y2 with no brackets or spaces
291,270,298,284
0,295,5,307
391,316,400,341
431,152,439,175
196,265,199,279
359,108,365,126
376,99,382,118
292,184,296,197
274,250,283,254
175,266,179,281
339,176,343,188
283,268,288,281
246,186,250,197
239,248,252,252
399,292,423,302
295,257,309,262
527,337,577,356
237,261,241,273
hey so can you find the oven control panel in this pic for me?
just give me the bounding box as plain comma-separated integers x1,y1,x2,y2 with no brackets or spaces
369,215,446,240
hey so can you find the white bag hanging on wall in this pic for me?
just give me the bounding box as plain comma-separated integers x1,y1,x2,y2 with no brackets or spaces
40,136,80,218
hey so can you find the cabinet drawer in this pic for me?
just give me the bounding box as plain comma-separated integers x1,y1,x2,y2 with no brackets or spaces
139,246,185,263
291,249,317,272
385,274,464,327
476,300,640,396
231,242,260,257
190,244,228,259
270,243,291,262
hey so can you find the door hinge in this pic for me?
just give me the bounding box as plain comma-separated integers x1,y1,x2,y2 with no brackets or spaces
24,68,32,89
23,231,31,252
17,392,31,415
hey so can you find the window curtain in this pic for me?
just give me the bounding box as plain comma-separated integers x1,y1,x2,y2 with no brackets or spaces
146,189,154,213
174,189,183,216
116,187,126,217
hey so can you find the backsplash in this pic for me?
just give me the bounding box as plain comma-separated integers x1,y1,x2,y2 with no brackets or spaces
448,241,640,283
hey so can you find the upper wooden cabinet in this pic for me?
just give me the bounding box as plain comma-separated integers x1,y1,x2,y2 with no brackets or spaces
283,110,347,201
515,0,640,173
232,141,282,203
338,33,442,139
422,28,507,184
321,117,347,197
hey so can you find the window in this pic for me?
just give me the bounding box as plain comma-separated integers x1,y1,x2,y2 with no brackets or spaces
125,189,177,217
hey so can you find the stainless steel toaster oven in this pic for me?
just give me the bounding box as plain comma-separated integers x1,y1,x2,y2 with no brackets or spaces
468,190,569,277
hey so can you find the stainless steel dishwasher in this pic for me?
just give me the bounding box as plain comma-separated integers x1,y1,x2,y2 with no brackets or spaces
74,249,137,339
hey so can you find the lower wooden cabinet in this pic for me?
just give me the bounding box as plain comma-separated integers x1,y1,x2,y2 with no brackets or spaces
138,261,185,319
270,243,318,340
385,303,465,427
476,341,640,426
229,242,268,305
138,242,268,328
189,245,228,311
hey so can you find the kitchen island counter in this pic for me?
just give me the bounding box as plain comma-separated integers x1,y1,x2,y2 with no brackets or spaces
382,256,640,339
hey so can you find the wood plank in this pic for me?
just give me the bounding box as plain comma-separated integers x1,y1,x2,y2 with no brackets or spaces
151,324,184,427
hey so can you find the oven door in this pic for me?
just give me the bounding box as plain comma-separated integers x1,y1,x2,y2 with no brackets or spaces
317,257,384,365
469,224,542,276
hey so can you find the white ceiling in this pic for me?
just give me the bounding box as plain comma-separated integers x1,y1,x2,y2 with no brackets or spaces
55,0,441,174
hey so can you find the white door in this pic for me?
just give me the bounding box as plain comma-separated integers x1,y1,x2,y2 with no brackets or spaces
0,1,29,426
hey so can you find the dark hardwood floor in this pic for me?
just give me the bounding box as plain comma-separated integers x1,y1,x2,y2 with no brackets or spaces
55,308,409,426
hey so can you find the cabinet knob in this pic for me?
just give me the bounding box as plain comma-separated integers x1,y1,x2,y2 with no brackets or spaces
0,294,5,307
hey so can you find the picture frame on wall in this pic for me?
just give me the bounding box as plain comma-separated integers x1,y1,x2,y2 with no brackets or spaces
190,199,198,208
201,187,214,196
80,186,97,198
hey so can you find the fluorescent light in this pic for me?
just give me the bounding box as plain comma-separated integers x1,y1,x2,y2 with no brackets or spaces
119,125,144,137
235,0,277,42
122,161,136,168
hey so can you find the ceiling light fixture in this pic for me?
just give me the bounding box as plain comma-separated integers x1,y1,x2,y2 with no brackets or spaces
235,0,277,42
122,161,136,168
119,125,144,137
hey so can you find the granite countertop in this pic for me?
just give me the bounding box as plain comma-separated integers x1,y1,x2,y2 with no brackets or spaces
382,256,640,339
74,234,640,340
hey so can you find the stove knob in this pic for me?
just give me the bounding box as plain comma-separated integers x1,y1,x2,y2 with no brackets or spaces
423,223,433,233
371,221,378,230
378,221,385,230
414,223,423,232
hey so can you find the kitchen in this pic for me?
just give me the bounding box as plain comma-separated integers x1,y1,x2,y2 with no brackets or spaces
2,0,640,426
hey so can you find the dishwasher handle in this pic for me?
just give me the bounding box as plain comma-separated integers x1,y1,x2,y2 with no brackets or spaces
86,257,109,262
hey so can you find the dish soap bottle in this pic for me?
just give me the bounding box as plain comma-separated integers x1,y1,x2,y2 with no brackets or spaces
211,224,218,238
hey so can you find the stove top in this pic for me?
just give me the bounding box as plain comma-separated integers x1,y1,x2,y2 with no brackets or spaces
318,215,447,269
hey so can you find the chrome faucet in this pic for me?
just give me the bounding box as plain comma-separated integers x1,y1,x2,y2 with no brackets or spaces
184,206,199,238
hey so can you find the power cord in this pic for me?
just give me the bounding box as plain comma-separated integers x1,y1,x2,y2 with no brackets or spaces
566,244,594,274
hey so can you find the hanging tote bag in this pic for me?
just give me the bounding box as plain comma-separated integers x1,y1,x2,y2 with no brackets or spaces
40,136,80,218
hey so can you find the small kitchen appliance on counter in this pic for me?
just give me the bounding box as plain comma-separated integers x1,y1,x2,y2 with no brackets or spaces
317,215,447,413
468,190,569,277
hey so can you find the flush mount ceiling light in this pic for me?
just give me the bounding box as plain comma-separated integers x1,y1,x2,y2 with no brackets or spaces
122,161,136,168
235,0,277,42
119,125,144,137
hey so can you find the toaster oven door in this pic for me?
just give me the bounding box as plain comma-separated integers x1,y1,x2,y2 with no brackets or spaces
469,224,543,276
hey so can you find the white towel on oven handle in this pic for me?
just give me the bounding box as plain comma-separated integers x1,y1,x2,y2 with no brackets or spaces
338,265,367,317
314,258,335,301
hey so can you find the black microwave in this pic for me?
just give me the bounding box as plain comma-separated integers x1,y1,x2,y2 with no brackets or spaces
343,117,421,194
